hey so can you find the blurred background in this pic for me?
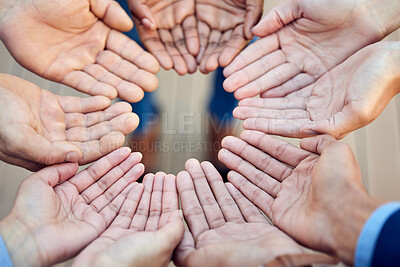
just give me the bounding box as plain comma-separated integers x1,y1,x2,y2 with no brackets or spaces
0,0,399,266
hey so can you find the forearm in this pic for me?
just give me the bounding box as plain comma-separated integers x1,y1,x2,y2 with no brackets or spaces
363,0,400,38
328,190,386,265
0,215,42,267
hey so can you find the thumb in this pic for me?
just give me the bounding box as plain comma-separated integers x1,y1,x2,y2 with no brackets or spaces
90,0,134,32
158,210,185,247
244,0,263,39
128,0,157,31
252,0,303,37
30,162,79,187
300,134,337,155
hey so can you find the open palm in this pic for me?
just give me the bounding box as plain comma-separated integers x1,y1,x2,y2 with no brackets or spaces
219,131,367,254
129,0,199,75
3,148,144,266
0,0,159,102
74,173,184,267
233,42,400,139
0,74,139,170
175,159,307,267
223,0,389,100
195,0,263,74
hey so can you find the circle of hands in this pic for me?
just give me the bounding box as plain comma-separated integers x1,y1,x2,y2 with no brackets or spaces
0,0,399,266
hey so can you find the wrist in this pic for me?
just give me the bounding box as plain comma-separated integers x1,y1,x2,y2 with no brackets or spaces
0,214,43,267
328,189,386,265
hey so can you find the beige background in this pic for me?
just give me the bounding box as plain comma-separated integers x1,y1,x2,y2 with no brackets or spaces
0,0,399,266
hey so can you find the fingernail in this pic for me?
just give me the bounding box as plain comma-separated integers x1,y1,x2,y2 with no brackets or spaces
66,152,79,162
142,18,155,31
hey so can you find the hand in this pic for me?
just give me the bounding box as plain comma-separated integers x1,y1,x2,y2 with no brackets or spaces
195,0,263,74
0,74,139,171
174,159,326,267
0,0,159,103
129,0,199,75
219,131,386,264
232,42,400,138
73,172,185,267
223,0,399,100
0,148,145,266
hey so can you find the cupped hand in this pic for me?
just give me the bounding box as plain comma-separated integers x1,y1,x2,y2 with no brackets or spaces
232,42,400,138
129,0,198,75
174,158,317,267
223,0,390,100
219,131,384,263
0,74,139,171
73,172,185,267
195,0,263,74
0,147,145,266
0,0,159,102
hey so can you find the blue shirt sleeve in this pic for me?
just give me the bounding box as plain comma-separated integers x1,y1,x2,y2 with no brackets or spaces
355,202,400,267
0,235,13,267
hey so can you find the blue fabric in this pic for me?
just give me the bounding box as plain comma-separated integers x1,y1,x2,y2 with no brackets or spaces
0,235,12,267
355,202,400,267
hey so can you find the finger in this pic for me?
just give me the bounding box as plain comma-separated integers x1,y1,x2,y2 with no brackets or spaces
106,30,160,74
204,30,232,73
111,182,144,228
182,16,199,56
227,171,274,216
244,0,263,39
156,210,185,257
223,34,279,77
73,131,126,165
176,171,209,238
59,95,110,114
130,174,154,231
218,25,248,68
199,30,221,74
233,106,310,120
185,159,225,228
221,135,293,181
234,63,300,100
171,25,197,74
218,148,281,197
240,130,312,168
128,0,157,30
225,182,267,223
135,23,174,70
159,29,188,75
260,73,316,98
90,0,133,32
243,117,317,138
95,50,158,93
65,101,132,129
200,161,244,223
145,172,165,231
66,112,139,142
99,183,134,227
90,162,145,212
252,0,301,37
159,174,179,227
61,71,118,99
67,147,131,192
223,50,286,93
31,162,79,187
196,21,211,64
300,134,337,155
238,97,307,110
80,152,143,204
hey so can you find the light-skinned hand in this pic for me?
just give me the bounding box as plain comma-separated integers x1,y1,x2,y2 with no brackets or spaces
219,131,386,264
0,147,145,266
223,0,400,100
128,0,199,75
233,42,400,138
73,172,185,267
174,159,335,267
195,0,263,74
0,73,139,171
0,0,159,102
